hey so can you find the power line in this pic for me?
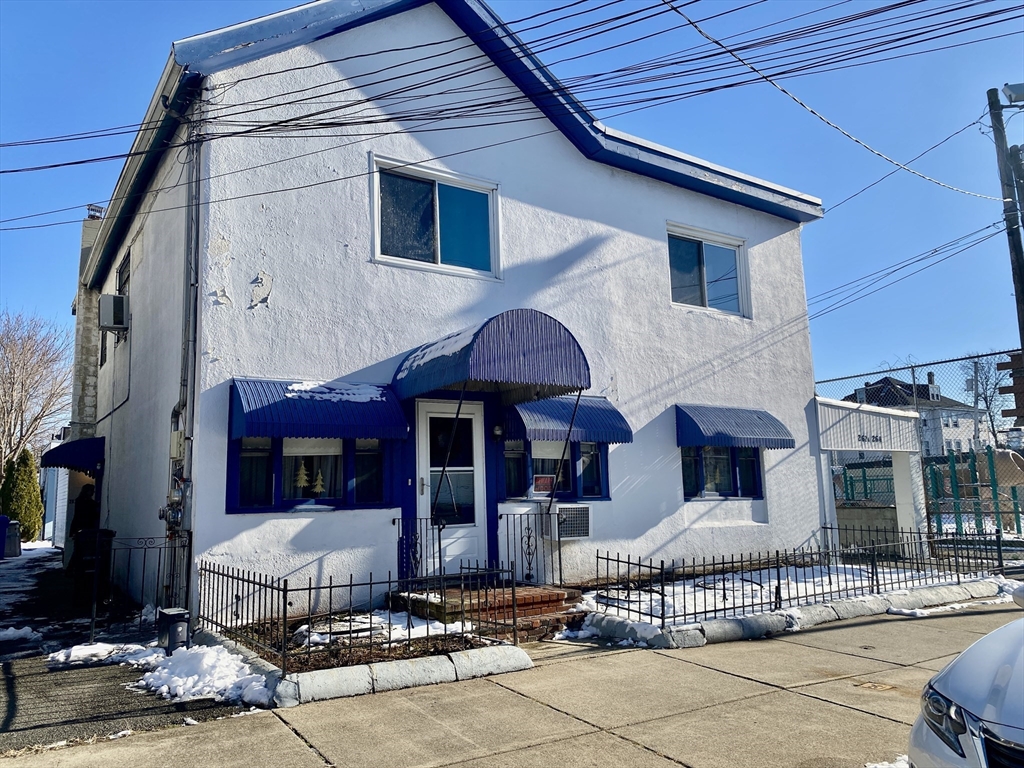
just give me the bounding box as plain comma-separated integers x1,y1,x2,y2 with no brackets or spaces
660,0,1010,203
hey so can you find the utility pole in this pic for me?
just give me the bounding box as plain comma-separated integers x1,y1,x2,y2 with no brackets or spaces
986,88,1024,352
987,87,1024,426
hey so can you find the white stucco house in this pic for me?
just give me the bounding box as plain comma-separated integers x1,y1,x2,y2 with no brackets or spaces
47,0,829,596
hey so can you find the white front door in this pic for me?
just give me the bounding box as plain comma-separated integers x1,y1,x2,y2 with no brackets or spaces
416,400,486,573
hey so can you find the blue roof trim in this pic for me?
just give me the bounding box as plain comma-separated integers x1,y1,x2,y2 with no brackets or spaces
40,437,106,476
507,396,632,444
391,308,591,403
675,404,795,450
230,378,409,440
166,0,820,224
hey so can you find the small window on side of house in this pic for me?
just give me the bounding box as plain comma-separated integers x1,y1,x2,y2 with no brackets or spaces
668,234,742,316
531,440,572,496
681,446,763,500
503,440,528,499
239,438,273,507
354,439,384,504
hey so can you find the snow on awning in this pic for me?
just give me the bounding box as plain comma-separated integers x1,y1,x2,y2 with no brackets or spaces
675,404,795,450
506,396,632,444
40,437,105,476
230,378,408,440
391,309,591,405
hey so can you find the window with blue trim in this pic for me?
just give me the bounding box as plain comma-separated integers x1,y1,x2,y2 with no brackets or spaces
681,446,762,500
378,167,495,275
229,437,388,511
503,440,609,501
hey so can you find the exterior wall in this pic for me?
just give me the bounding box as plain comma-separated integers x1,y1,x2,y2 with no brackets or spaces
90,122,190,543
70,219,102,441
188,2,824,584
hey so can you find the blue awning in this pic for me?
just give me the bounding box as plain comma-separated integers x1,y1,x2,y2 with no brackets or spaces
507,396,633,444
392,309,591,405
230,379,408,440
40,437,105,476
675,404,795,450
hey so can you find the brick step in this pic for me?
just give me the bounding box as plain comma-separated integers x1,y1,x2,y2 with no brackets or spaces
393,586,582,624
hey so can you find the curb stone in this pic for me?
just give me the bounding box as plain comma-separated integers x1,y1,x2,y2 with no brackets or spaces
577,578,1005,650
193,628,533,707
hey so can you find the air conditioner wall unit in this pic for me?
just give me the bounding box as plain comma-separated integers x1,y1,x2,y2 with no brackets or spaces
98,294,129,332
541,504,591,539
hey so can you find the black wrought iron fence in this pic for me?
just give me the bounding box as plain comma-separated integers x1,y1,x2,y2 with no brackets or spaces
197,561,518,676
497,511,562,586
592,526,1003,629
73,530,192,642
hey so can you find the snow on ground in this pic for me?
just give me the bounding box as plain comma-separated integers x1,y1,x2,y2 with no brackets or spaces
865,756,910,768
0,626,42,642
0,543,62,613
292,608,472,648
47,642,272,707
586,560,1001,627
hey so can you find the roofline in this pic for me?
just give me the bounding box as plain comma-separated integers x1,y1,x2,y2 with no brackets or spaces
88,0,822,287
816,396,920,420
85,55,202,289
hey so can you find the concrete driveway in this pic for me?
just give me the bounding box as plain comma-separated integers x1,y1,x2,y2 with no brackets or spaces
5,600,1020,767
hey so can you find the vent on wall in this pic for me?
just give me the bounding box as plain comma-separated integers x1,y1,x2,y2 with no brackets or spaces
98,295,129,332
541,505,591,539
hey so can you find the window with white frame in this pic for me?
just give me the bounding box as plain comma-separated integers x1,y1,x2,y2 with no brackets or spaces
376,162,496,275
668,229,745,316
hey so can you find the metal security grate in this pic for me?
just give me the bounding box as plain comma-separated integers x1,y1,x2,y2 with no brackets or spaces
557,505,591,539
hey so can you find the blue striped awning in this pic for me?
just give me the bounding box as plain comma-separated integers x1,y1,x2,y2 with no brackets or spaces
675,404,795,450
230,379,408,440
507,396,632,444
391,309,591,405
40,437,105,476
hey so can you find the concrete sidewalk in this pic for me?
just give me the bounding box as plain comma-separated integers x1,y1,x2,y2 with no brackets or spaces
5,600,1020,767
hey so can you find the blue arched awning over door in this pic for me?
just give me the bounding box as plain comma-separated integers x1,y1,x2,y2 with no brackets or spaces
391,309,591,404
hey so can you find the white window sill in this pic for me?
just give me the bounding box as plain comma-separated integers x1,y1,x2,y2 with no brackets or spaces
373,254,502,283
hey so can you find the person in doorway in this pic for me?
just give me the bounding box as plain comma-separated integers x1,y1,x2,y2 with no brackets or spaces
69,484,99,536
64,484,99,571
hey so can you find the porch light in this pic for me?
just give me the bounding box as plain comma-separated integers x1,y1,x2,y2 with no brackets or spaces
492,425,504,440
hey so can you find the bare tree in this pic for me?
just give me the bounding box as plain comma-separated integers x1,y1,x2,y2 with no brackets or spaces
0,309,73,479
960,354,1011,447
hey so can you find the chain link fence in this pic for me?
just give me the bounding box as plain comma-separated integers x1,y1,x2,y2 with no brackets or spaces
816,349,1024,537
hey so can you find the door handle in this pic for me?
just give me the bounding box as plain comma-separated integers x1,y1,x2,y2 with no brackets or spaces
420,477,426,496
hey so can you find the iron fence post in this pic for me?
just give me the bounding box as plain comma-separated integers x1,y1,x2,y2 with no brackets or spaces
281,578,288,678
510,561,518,646
996,528,1004,575
660,560,666,630
870,548,878,594
774,551,782,611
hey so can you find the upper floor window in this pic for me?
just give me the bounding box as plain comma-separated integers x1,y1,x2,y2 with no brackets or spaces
375,160,497,277
951,414,960,427
668,229,745,316
942,412,951,427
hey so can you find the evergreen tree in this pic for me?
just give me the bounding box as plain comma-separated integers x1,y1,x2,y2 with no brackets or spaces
0,456,15,518
294,460,310,493
5,449,43,541
311,469,325,497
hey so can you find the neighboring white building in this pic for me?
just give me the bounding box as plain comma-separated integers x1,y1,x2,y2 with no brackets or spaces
842,373,993,460
50,0,827,594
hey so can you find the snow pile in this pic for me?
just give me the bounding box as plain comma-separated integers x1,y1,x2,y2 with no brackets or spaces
865,756,909,768
107,730,133,740
136,645,273,707
0,626,42,642
47,642,164,668
285,381,383,403
291,608,470,648
47,642,272,707
552,613,600,641
783,607,803,632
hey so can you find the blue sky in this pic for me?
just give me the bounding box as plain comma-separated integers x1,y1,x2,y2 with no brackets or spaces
1,0,1022,381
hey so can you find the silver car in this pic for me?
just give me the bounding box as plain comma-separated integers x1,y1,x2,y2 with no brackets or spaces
908,585,1024,768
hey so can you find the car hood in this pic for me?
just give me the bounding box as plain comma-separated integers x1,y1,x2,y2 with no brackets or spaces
932,617,1023,730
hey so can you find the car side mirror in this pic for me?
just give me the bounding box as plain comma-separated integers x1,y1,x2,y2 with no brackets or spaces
1013,585,1024,609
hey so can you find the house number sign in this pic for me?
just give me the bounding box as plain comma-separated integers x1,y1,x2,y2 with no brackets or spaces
858,434,883,443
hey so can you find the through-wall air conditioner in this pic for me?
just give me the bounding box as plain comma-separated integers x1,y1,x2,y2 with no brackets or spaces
541,504,591,540
98,295,129,332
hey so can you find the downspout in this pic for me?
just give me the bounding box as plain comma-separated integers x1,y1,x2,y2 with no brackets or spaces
164,105,203,534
